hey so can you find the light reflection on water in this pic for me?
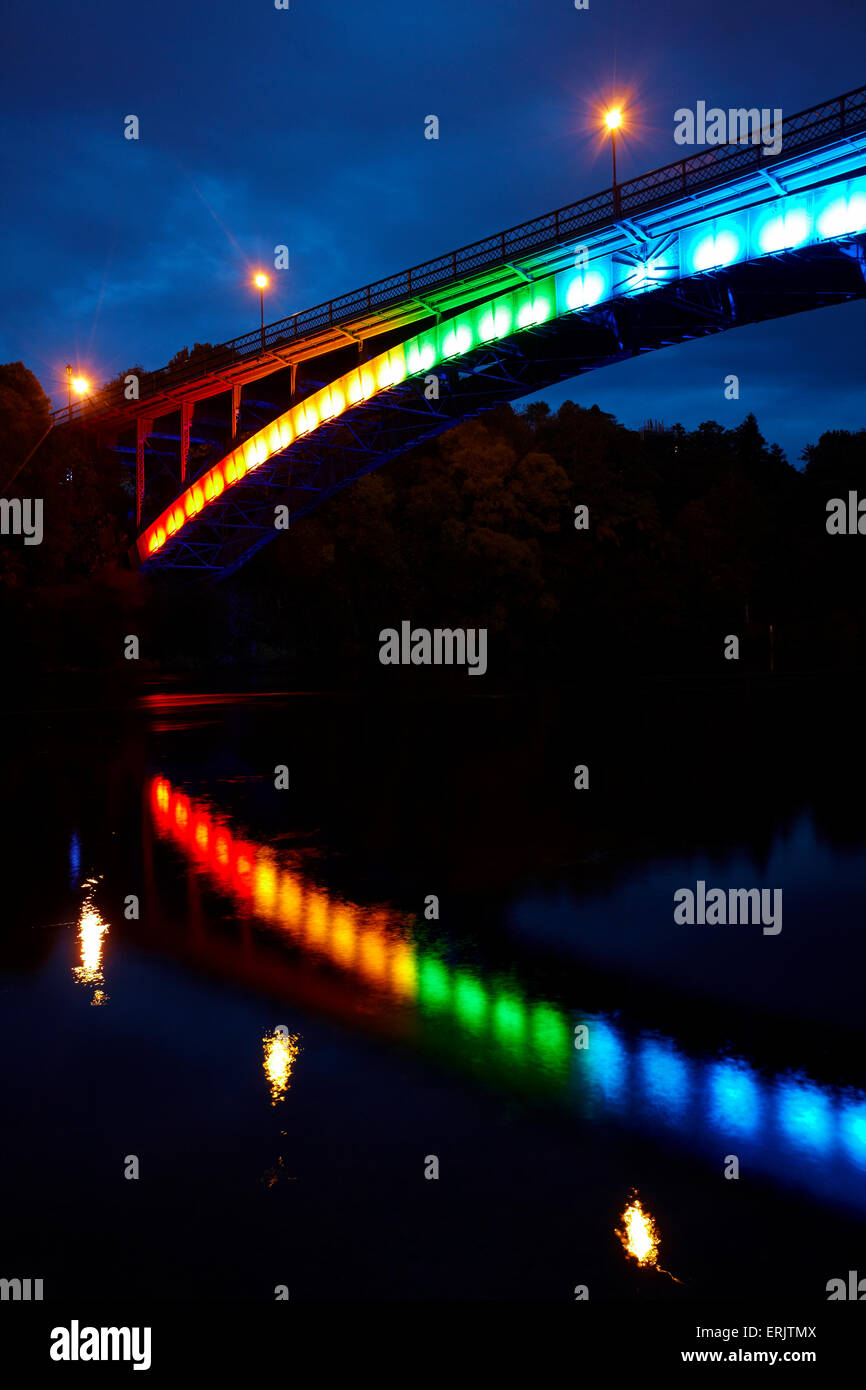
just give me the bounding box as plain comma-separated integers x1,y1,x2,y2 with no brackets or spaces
71,877,109,1006
148,775,866,1211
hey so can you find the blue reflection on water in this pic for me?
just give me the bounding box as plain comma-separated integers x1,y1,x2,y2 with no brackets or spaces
639,1037,691,1124
839,1100,866,1170
708,1058,762,1136
578,1013,866,1213
582,1017,628,1108
69,831,81,886
776,1077,834,1155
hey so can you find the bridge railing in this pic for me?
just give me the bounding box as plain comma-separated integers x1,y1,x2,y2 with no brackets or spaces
56,82,866,427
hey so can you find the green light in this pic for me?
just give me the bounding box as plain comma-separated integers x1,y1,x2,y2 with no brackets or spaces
493,304,512,336
453,970,488,1033
418,955,450,1012
407,343,422,373
442,322,472,358
478,309,496,341
492,988,527,1043
530,1003,569,1062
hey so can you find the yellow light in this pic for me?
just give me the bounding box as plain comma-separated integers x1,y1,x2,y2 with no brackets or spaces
617,1196,658,1265
605,108,623,131
254,273,268,289
615,1192,680,1282
262,1028,299,1105
71,376,89,396
72,885,109,1004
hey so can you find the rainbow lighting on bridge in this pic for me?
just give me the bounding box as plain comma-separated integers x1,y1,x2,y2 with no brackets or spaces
149,774,866,1211
138,159,866,567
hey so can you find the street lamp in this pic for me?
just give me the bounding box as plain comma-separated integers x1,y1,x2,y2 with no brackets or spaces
254,273,268,351
604,107,623,214
66,364,91,416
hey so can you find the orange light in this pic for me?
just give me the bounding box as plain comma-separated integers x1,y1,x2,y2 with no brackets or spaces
605,108,623,131
254,273,268,289
71,376,90,396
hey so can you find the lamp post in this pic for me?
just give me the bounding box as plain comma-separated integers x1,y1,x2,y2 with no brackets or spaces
605,107,623,215
254,273,268,352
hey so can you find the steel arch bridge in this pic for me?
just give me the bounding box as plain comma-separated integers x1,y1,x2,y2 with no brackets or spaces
61,85,866,578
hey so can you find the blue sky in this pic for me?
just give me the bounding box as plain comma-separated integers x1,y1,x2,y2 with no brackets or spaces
2,0,864,463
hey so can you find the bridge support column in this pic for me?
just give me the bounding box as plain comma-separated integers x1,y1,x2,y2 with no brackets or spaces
136,417,153,526
180,401,192,483
231,384,242,438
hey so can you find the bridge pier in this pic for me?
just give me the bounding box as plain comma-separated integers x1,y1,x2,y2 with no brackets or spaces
180,401,192,483
231,384,242,438
135,417,153,526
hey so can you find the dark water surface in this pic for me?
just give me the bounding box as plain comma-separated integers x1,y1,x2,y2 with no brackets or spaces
1,677,864,1300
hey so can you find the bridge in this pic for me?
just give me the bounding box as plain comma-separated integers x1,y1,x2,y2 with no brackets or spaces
61,85,866,577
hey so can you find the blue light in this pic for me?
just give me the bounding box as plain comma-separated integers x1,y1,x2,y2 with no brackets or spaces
777,1077,834,1154
839,1100,866,1169
639,1036,690,1120
564,269,606,310
708,1058,762,1135
757,207,810,253
692,226,742,272
816,190,866,239
69,830,81,886
582,1016,627,1104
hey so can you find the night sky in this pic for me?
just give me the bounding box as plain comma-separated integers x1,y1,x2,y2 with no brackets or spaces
2,0,864,464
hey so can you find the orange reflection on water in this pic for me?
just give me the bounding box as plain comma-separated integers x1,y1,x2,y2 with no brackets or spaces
263,1028,300,1104
72,881,109,1005
617,1194,660,1267
615,1191,681,1281
149,777,417,1004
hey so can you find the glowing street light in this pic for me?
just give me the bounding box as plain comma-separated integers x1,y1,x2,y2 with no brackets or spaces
603,107,625,214
254,273,268,351
66,364,91,415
